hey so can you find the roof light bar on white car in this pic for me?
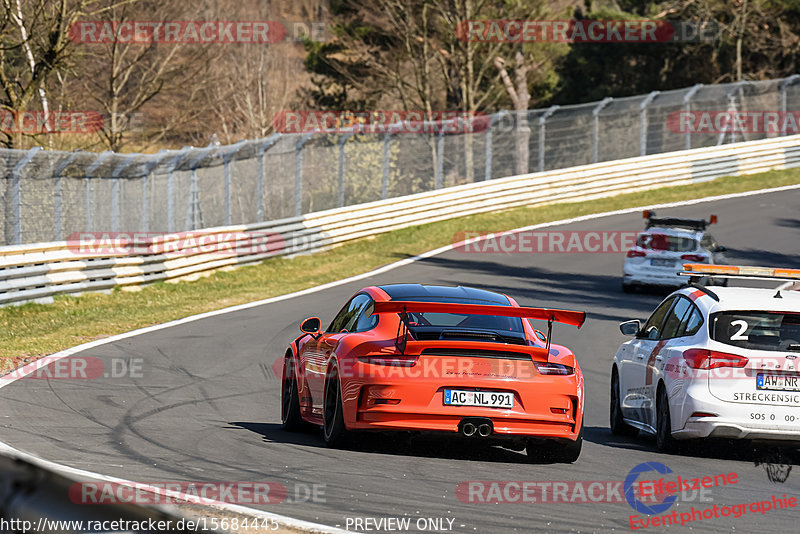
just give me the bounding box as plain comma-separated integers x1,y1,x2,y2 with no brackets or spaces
679,263,800,281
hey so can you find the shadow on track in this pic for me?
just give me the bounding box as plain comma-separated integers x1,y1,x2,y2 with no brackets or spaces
226,421,583,464
586,424,800,467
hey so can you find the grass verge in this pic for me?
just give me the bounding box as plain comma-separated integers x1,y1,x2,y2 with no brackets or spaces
3,168,800,367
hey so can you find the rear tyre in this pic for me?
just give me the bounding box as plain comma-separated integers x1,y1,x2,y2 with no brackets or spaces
656,385,678,452
621,282,634,293
530,422,583,463
323,367,349,448
610,368,638,437
281,355,303,431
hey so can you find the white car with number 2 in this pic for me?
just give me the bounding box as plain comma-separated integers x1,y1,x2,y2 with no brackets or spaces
611,263,800,451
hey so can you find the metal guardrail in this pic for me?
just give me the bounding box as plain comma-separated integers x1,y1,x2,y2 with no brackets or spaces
0,445,201,533
2,134,799,306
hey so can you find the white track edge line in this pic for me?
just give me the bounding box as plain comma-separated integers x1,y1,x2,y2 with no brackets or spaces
2,181,799,532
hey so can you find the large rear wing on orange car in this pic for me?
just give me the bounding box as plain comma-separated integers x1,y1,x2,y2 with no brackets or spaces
372,300,586,357
372,301,586,327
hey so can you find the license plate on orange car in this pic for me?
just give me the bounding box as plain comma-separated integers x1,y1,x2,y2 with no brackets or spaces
443,389,513,408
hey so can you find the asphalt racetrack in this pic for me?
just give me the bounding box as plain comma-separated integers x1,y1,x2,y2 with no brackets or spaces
2,188,799,533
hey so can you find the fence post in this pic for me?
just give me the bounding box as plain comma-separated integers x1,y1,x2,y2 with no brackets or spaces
538,106,560,172
111,155,138,233
7,147,41,245
295,134,313,217
184,147,217,231
140,153,168,234
779,75,800,136
639,91,660,157
338,131,355,207
436,127,445,189
84,151,114,234
592,98,613,163
382,129,394,200
221,140,246,226
256,134,280,222
484,111,507,181
52,151,81,242
162,147,194,233
683,84,703,150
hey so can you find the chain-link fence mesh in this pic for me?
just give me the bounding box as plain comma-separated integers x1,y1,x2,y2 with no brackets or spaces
2,76,800,246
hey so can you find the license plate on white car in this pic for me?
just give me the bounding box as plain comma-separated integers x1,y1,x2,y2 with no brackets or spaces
650,258,674,267
443,389,513,408
757,373,800,392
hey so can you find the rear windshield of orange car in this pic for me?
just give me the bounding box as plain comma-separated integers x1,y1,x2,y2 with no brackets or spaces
400,297,525,333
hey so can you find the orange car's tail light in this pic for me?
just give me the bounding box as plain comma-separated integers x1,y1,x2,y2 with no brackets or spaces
683,348,748,369
533,362,574,375
358,355,419,367
550,407,568,414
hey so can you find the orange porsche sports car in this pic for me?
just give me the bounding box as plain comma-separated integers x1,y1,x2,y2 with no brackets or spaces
281,284,586,462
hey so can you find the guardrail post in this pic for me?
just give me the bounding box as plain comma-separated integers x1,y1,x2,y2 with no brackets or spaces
84,151,113,234
639,91,660,157
538,106,560,172
592,98,613,163
52,150,80,242
295,134,313,217
6,147,41,245
779,75,800,136
683,84,703,150
382,129,393,200
256,134,280,222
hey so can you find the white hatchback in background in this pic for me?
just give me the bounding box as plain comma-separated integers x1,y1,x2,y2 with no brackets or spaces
611,264,800,451
622,210,727,292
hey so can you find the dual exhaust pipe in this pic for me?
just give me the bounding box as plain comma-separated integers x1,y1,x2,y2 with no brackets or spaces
460,419,492,437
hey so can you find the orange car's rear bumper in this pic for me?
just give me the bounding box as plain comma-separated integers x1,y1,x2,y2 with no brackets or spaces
340,357,583,440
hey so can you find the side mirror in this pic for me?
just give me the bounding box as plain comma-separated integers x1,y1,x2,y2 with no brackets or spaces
300,317,321,335
619,320,641,336
715,245,727,253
